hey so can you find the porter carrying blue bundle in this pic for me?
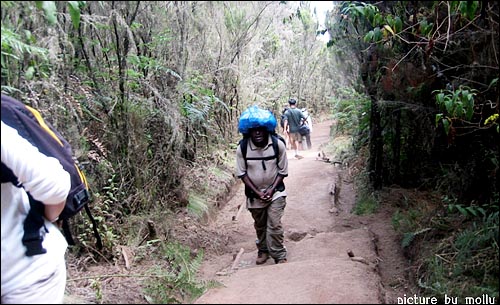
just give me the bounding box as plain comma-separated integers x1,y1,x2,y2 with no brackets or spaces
238,105,277,134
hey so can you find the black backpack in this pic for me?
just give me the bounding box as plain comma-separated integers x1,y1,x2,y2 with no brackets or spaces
238,133,286,198
1,94,102,256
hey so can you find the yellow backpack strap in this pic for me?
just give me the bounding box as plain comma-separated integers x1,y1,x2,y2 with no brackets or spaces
75,164,89,188
25,105,88,189
25,105,64,147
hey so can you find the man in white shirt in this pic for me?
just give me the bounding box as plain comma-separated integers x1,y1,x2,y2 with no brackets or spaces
301,108,313,149
1,118,71,304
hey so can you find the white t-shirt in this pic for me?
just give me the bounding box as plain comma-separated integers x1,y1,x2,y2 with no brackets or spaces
302,109,313,132
1,121,70,296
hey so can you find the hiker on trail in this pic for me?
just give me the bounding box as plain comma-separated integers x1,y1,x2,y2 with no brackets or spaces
236,106,289,265
1,119,71,303
283,98,307,159
280,106,290,148
301,108,313,150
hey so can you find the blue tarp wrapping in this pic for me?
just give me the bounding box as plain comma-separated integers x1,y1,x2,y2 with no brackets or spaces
238,105,277,134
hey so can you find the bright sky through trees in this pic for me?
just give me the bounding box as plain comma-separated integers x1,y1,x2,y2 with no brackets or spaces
310,1,334,42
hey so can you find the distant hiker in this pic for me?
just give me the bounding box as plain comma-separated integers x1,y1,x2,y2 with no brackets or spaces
283,98,307,159
280,106,290,148
301,108,313,150
237,105,289,264
1,115,71,303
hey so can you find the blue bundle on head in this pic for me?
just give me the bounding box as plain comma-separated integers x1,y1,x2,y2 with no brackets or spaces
238,105,277,134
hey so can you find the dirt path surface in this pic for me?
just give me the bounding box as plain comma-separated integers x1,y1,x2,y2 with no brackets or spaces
194,120,401,304
64,119,413,304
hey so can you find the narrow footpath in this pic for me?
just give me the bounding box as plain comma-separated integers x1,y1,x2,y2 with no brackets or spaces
195,120,384,304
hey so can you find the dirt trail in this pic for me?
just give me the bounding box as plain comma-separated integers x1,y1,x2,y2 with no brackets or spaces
195,120,385,304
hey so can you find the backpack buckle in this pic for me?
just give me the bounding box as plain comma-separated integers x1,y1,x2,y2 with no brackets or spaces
73,189,90,206
22,234,47,256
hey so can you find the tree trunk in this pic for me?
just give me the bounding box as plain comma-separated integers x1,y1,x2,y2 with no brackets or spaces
392,108,401,184
368,96,383,190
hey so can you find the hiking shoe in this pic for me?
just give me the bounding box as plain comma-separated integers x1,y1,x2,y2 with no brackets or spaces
295,155,304,159
256,252,269,265
276,258,288,264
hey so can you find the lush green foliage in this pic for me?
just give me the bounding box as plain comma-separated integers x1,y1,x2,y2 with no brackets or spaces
418,209,499,300
329,0,499,299
143,241,212,303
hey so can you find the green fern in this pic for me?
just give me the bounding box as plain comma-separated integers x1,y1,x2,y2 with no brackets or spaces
1,26,49,85
401,232,415,248
402,228,431,248
143,241,210,304
187,193,209,218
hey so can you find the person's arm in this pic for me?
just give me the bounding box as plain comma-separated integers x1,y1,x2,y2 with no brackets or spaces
1,121,70,221
44,201,66,223
241,174,268,200
235,139,273,201
261,175,285,200
283,115,290,134
262,140,288,200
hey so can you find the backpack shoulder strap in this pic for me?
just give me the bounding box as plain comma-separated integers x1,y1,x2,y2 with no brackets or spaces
239,137,249,168
62,205,102,250
271,134,285,170
271,135,279,159
241,134,283,168
239,137,248,159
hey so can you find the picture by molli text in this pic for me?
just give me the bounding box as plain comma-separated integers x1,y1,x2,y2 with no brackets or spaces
397,294,496,304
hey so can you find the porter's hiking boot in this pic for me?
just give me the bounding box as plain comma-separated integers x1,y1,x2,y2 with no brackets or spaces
276,258,288,264
256,252,269,265
295,155,304,160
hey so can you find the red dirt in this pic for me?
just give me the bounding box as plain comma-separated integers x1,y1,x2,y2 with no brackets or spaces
194,120,415,304
64,119,416,304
